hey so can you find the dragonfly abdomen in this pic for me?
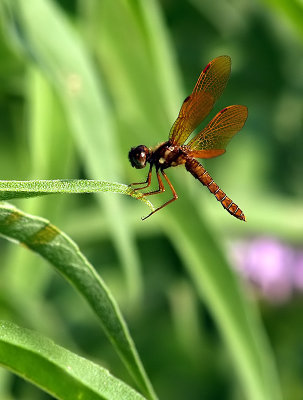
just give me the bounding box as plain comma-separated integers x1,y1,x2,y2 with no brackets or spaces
185,157,246,221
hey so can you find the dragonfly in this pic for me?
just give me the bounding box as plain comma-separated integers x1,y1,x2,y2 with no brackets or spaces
128,55,248,221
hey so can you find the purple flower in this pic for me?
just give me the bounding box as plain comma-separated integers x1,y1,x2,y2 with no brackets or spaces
230,237,296,303
292,251,303,291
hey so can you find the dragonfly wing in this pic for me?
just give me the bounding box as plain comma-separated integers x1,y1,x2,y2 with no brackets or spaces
169,55,231,145
187,149,226,159
187,105,248,157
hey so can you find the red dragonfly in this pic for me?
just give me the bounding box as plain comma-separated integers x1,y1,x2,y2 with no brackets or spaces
128,55,248,221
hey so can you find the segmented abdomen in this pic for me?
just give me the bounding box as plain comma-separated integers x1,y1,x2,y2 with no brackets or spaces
185,158,246,221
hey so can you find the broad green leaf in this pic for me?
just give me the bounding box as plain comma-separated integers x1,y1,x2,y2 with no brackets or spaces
0,320,146,400
0,202,157,400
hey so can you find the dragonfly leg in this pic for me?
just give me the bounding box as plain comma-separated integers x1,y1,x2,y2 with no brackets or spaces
142,170,178,220
140,169,165,197
130,165,153,190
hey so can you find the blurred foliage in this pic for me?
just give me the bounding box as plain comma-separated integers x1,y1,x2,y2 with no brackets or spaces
0,0,302,399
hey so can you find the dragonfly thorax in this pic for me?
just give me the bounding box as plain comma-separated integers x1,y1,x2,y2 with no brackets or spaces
151,141,187,169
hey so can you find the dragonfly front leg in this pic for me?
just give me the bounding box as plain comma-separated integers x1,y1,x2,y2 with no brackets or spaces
141,169,165,197
130,164,153,191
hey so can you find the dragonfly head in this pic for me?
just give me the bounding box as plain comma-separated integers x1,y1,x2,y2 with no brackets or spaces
128,145,150,169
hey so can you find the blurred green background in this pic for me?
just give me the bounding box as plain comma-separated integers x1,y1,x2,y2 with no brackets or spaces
0,0,302,399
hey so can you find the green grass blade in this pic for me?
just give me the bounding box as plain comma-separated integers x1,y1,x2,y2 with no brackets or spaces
0,179,155,211
0,202,157,400
0,320,146,400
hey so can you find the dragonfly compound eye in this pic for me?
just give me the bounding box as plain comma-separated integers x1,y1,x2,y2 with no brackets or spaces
128,145,149,169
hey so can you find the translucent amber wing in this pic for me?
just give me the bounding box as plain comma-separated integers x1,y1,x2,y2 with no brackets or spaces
187,149,226,159
187,105,248,156
169,55,231,145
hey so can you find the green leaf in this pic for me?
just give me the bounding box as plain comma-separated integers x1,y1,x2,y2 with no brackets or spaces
0,202,157,400
0,179,155,211
0,320,146,400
